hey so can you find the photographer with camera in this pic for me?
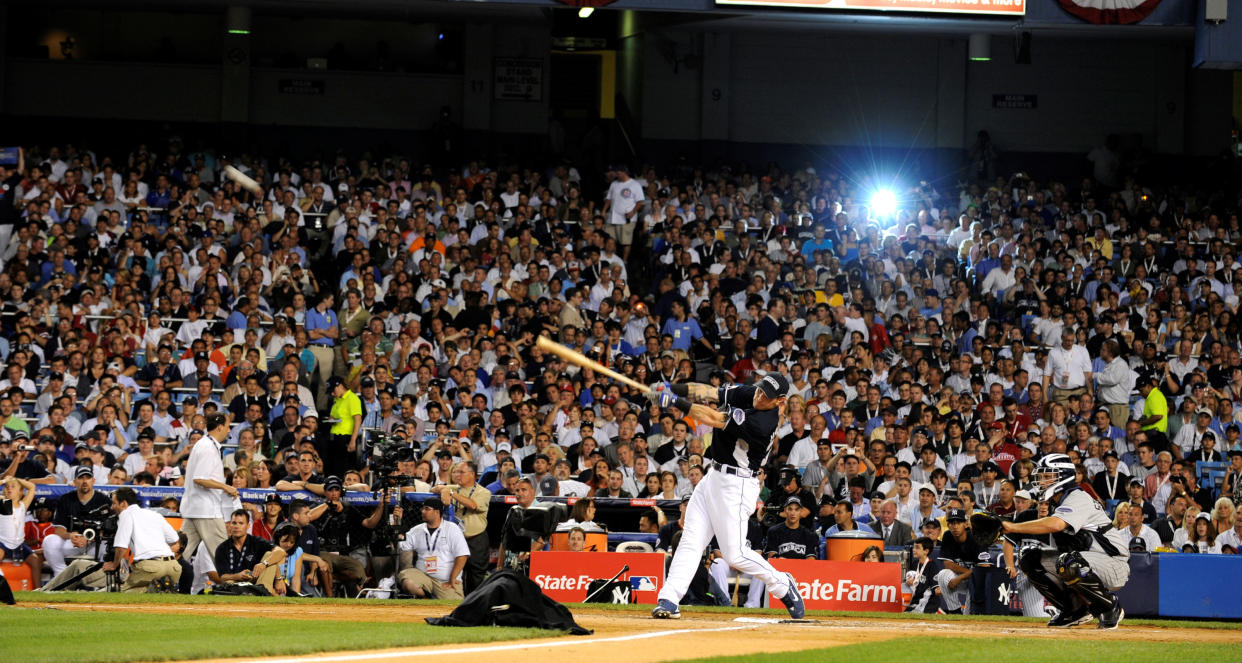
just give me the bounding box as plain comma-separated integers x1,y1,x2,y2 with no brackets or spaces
431,460,490,593
0,433,54,483
393,496,469,599
106,487,181,593
43,465,111,574
309,475,384,596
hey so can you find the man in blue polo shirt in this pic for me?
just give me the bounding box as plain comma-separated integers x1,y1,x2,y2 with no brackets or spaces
660,300,706,354
305,293,339,407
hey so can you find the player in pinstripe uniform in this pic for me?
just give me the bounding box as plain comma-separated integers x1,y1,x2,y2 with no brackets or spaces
1001,491,1053,617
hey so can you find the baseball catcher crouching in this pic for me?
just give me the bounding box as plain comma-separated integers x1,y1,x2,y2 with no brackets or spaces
1001,454,1129,629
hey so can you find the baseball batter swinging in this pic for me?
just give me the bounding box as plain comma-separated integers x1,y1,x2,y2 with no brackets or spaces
1001,453,1129,629
647,373,804,619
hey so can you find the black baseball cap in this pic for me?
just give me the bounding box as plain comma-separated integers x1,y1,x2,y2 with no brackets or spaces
782,496,802,510
921,518,942,529
946,508,967,522
74,465,94,479
264,494,283,505
323,475,343,491
758,373,790,399
421,497,445,512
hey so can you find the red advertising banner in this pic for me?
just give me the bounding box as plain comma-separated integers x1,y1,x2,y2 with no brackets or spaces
530,551,666,605
715,0,1025,15
768,559,904,612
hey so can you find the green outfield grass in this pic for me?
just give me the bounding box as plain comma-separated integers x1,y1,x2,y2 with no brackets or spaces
0,609,549,663
18,591,1242,631
670,637,1226,663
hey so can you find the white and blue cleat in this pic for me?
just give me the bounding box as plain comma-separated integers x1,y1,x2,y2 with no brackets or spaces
779,573,805,619
651,598,681,619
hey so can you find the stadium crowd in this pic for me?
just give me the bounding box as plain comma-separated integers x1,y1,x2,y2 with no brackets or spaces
0,137,1241,601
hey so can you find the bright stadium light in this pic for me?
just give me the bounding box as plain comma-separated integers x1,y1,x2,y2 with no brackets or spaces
870,189,898,217
578,7,594,18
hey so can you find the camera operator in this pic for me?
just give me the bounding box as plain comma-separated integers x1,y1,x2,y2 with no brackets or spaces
182,412,237,562
431,460,490,593
393,496,469,599
386,447,431,494
43,465,111,574
308,475,383,596
497,477,544,571
106,487,181,593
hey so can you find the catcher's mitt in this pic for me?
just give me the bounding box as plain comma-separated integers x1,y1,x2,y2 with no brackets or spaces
969,511,1004,547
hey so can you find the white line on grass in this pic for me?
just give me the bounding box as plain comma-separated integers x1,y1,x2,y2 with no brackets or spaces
238,625,756,663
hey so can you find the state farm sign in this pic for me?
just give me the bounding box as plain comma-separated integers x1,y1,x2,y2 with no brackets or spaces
768,559,903,612
529,551,665,604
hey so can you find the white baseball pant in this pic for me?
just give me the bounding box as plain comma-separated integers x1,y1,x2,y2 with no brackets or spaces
657,469,793,605
42,534,92,575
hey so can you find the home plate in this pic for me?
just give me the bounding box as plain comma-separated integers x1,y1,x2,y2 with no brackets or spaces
733,617,819,624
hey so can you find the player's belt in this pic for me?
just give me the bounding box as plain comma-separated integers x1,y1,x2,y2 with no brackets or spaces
708,460,755,479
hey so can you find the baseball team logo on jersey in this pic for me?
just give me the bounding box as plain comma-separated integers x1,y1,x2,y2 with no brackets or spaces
732,408,746,425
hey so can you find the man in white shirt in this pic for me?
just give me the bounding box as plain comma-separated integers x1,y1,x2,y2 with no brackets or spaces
1044,328,1093,405
1095,340,1134,432
180,412,236,561
602,165,644,259
396,496,470,599
105,487,181,592
553,459,590,498
981,254,1017,298
1121,502,1161,553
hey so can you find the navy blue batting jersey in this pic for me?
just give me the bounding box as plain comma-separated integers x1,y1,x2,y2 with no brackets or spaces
710,384,779,472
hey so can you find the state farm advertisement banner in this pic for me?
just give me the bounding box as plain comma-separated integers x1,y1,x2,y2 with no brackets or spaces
768,559,903,612
530,551,665,604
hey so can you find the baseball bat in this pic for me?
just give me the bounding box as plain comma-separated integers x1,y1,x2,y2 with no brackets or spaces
223,165,263,195
535,336,651,394
583,564,631,603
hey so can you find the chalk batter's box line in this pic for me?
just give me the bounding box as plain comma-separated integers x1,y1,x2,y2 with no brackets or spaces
235,624,758,663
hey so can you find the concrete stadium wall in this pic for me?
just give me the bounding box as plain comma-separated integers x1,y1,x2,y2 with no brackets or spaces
635,29,1229,156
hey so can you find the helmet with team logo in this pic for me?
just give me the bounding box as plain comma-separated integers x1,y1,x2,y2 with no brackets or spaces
1032,453,1076,501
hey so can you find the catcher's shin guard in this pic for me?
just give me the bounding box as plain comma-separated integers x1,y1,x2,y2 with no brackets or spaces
1056,552,1119,615
1017,546,1077,614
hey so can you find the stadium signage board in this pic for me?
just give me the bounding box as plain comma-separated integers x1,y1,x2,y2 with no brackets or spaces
715,0,1025,15
768,559,904,612
530,551,665,603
